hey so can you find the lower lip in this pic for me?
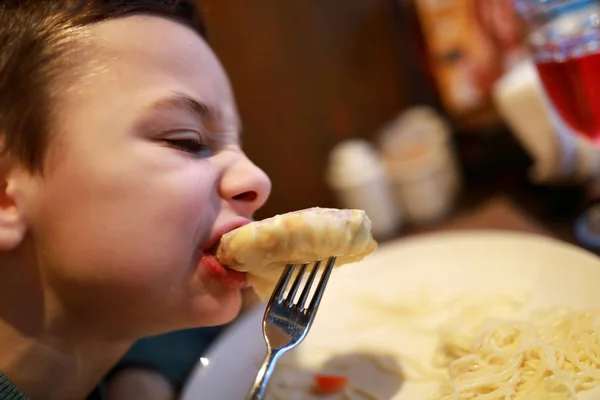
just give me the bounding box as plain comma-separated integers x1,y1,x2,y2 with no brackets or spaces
199,254,249,291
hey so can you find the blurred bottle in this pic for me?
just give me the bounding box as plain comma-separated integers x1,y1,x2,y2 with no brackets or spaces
326,139,402,240
378,107,462,225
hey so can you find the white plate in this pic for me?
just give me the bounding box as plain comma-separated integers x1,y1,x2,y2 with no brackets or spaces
181,231,600,400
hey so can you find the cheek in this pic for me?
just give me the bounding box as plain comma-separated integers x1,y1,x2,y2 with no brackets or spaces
28,160,228,332
32,159,217,292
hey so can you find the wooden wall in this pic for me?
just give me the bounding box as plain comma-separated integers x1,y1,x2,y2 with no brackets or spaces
196,0,408,218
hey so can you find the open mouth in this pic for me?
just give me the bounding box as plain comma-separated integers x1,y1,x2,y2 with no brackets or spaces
205,239,221,257
202,238,245,280
199,219,251,280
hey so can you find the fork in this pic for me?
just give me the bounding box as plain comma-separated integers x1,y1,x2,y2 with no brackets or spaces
245,256,338,400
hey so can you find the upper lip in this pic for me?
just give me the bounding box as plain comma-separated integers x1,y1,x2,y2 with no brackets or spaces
202,218,252,254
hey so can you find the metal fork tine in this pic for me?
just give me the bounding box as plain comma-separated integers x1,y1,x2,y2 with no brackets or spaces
297,260,322,310
308,256,336,312
271,264,295,302
284,263,309,304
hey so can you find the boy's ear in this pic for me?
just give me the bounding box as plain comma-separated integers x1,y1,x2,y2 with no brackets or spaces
0,155,26,251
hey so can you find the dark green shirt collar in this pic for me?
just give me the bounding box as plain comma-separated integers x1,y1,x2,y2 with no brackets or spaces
0,373,28,400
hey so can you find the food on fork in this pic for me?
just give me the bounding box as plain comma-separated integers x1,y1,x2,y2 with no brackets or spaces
215,207,377,299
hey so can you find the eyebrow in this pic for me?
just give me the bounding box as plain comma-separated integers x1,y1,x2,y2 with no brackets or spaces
149,93,214,121
141,92,243,140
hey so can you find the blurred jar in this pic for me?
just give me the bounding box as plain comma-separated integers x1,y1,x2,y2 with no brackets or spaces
378,107,462,226
326,139,402,240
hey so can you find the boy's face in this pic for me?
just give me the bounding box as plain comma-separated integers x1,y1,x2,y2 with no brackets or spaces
8,16,271,338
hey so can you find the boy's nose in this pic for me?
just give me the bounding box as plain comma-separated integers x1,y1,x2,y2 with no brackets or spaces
219,157,271,217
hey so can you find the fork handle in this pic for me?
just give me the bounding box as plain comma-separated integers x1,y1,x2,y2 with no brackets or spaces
245,348,282,400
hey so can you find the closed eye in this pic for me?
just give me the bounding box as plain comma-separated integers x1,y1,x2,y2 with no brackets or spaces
164,138,212,157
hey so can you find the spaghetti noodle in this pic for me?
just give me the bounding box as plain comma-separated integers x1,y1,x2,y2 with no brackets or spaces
432,309,600,399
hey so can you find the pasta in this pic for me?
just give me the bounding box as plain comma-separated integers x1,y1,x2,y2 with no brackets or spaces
432,309,600,399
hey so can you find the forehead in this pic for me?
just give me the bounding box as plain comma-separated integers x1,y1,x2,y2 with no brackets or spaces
57,15,239,132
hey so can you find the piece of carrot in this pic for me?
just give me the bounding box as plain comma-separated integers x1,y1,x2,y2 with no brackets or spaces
313,374,349,394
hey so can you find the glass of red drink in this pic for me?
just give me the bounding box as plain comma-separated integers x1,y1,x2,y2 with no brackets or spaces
514,0,600,145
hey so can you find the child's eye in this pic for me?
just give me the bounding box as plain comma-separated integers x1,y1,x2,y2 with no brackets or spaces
164,138,212,157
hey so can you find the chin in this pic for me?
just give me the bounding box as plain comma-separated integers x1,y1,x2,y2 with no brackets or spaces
188,289,244,328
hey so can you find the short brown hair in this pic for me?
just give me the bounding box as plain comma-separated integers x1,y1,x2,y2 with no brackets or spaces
0,0,206,171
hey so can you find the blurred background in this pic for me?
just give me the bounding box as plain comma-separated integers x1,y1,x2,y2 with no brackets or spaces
194,0,600,251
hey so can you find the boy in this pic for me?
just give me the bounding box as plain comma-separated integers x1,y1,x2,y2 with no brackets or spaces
0,1,272,399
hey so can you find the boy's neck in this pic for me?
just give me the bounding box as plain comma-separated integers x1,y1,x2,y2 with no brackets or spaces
0,252,131,400
0,330,129,400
